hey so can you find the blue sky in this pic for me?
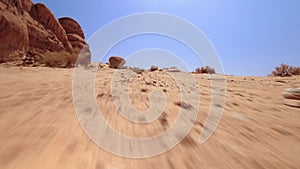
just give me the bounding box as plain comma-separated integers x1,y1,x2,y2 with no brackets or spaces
33,0,300,76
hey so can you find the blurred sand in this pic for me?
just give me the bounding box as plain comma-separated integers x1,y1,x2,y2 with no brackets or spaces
0,64,300,169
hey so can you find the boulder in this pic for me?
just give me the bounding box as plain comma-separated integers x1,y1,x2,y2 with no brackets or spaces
109,56,126,68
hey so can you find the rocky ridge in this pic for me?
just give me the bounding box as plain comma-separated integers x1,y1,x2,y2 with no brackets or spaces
0,0,91,66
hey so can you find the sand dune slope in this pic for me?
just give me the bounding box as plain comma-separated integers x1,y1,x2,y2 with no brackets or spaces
0,65,300,169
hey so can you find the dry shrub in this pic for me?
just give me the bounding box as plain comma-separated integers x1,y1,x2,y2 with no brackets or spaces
195,66,216,74
40,48,90,68
40,50,77,68
271,64,300,77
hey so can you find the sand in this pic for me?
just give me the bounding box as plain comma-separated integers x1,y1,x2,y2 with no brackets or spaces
0,64,300,169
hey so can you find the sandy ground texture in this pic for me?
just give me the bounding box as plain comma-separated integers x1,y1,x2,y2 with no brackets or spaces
0,64,300,169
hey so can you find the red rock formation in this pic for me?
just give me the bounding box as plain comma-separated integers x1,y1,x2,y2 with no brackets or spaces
59,17,85,39
67,33,87,49
30,3,73,52
59,17,91,66
0,0,91,66
1,0,34,12
0,10,28,62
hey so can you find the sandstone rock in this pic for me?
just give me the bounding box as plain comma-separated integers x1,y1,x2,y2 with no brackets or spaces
66,33,87,49
67,34,86,44
1,0,34,12
59,17,85,39
109,56,126,68
0,0,91,66
18,0,33,12
59,17,91,65
27,19,65,52
22,49,44,65
0,10,28,59
30,3,73,52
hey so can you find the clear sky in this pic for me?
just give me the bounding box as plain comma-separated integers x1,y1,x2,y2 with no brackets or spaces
32,0,300,76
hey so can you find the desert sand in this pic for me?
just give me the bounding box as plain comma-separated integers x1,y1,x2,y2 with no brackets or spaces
0,64,300,169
